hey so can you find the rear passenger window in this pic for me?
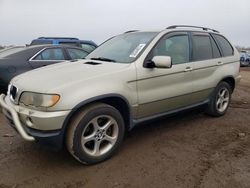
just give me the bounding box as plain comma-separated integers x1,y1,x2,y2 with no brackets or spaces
210,37,221,58
192,34,213,61
213,34,234,57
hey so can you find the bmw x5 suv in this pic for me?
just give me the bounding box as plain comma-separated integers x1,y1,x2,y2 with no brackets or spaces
0,25,241,164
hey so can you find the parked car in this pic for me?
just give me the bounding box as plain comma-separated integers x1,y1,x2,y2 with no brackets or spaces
0,46,25,58
240,51,250,67
0,45,89,93
0,25,241,164
30,37,97,53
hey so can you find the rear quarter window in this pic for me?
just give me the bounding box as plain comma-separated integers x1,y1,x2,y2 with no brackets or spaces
212,34,234,57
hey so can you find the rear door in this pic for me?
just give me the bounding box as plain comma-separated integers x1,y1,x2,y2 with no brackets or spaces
29,47,67,68
191,32,222,103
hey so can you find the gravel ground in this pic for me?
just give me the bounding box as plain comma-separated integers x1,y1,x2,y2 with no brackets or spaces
0,69,250,188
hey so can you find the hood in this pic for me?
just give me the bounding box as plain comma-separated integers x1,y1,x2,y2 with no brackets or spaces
11,59,131,93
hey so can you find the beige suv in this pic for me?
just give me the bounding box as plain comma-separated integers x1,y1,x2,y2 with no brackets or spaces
0,25,241,164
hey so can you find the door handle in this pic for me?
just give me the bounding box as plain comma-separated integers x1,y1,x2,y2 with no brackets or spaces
184,67,193,72
217,61,224,66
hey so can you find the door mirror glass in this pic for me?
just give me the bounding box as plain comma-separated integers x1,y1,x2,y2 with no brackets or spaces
151,56,172,68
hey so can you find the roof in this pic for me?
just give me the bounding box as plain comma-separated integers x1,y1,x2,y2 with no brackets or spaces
166,25,219,33
26,44,85,50
38,37,79,40
124,25,220,35
31,37,97,46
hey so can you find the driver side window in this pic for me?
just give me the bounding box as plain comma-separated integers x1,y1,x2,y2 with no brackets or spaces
152,34,190,65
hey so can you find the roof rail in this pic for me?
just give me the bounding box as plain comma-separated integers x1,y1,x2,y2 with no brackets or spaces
166,25,219,33
38,37,79,40
124,30,139,33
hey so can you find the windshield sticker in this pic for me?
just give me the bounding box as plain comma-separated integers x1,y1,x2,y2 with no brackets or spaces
129,44,146,58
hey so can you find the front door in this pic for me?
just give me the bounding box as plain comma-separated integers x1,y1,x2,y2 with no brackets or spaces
136,32,194,119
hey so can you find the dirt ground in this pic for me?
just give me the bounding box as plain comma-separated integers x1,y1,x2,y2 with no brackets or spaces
0,69,250,188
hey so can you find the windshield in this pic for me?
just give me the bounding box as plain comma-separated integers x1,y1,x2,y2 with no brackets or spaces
0,47,24,58
86,32,158,63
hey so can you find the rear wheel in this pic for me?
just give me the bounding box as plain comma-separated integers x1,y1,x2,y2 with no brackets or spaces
205,82,232,117
66,103,125,164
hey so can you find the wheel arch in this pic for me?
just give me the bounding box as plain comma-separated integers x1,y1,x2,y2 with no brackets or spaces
60,94,133,141
220,76,236,92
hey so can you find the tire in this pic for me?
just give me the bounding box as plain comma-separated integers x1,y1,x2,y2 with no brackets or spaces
240,61,248,67
205,82,232,117
66,103,125,164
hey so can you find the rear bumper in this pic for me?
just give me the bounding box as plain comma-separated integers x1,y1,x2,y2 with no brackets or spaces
0,94,70,150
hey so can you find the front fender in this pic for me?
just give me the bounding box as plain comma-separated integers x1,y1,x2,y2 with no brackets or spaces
58,93,134,144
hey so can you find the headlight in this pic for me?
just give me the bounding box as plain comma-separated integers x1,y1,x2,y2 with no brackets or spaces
19,92,60,108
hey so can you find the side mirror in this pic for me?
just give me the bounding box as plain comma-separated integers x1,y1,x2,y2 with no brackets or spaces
144,56,172,69
152,56,172,68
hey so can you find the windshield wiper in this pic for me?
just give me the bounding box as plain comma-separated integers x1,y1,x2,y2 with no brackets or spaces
90,57,116,62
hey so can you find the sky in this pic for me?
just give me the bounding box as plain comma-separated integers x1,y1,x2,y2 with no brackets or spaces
0,0,250,47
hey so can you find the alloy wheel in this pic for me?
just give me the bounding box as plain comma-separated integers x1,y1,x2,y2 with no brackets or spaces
216,87,230,113
81,115,119,157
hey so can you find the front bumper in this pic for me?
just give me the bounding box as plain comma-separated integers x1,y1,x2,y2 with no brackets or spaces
0,94,70,150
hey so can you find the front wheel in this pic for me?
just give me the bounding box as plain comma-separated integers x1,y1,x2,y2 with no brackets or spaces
205,82,232,117
66,103,125,164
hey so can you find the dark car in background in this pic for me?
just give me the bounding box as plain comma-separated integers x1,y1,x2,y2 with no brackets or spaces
30,37,97,53
0,46,25,57
0,45,89,93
